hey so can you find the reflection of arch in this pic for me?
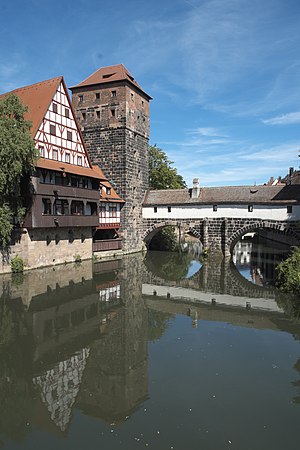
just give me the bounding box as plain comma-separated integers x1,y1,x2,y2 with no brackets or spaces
143,257,275,299
228,221,300,254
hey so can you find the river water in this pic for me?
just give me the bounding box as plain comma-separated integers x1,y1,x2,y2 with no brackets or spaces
1,240,300,450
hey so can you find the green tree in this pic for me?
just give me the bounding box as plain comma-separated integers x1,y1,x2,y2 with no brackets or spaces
0,94,37,247
149,144,186,189
276,247,300,294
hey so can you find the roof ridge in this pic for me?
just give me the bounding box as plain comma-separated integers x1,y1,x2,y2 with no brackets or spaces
6,76,63,96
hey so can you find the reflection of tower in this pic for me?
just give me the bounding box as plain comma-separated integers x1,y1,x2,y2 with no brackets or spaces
78,254,148,422
70,65,152,253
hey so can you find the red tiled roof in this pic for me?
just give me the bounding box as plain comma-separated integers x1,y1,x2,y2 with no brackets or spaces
36,158,103,180
70,64,152,99
93,166,124,202
0,77,62,138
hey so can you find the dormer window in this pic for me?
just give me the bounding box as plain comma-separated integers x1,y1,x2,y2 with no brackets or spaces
106,187,111,195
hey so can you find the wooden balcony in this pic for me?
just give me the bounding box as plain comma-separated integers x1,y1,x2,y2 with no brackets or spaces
93,238,122,252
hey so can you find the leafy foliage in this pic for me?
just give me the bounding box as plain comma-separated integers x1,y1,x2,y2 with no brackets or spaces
0,94,37,247
276,247,300,294
11,255,24,273
149,144,186,189
149,226,178,251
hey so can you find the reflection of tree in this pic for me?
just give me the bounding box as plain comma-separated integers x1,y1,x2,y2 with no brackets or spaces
292,358,300,404
276,292,300,322
144,251,195,281
148,309,174,342
0,299,34,445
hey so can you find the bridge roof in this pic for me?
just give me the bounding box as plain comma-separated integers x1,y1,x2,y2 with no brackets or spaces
144,185,300,206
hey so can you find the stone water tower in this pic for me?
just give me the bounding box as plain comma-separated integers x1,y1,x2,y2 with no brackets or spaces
70,65,151,252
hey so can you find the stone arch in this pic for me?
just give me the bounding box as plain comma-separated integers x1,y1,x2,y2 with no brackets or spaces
227,220,300,254
143,220,182,245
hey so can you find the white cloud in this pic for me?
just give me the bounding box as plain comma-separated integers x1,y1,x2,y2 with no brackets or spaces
262,112,300,125
186,127,227,137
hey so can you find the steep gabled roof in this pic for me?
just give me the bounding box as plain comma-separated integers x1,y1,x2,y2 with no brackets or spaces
93,166,124,203
70,64,152,99
0,77,62,138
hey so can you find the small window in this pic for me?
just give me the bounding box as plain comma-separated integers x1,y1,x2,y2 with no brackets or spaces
213,204,218,212
95,92,100,100
168,206,171,213
82,112,86,120
131,93,134,101
65,108,70,118
52,103,58,113
106,187,111,195
142,100,144,106
248,205,253,212
79,95,83,102
287,205,293,213
42,198,51,215
39,145,44,157
54,199,69,215
65,153,70,163
50,124,56,136
52,149,58,160
154,207,157,213
96,110,100,118
111,90,117,97
111,109,115,117
77,156,82,166
67,131,72,141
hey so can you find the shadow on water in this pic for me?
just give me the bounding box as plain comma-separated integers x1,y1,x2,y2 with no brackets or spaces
1,248,300,449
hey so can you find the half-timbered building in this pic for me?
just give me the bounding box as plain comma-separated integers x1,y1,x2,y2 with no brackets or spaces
0,76,123,272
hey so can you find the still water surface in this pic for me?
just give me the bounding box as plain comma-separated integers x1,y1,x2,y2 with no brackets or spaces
1,242,300,450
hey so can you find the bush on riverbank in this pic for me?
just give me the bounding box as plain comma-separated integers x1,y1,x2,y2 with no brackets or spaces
276,247,300,294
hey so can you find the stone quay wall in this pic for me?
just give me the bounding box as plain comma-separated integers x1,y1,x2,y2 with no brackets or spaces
0,227,93,274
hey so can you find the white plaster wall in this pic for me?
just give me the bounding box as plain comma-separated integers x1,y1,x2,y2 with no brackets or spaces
142,204,300,221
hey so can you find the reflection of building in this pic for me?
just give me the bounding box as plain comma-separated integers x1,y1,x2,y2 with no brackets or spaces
33,348,90,432
3,254,149,432
232,241,252,265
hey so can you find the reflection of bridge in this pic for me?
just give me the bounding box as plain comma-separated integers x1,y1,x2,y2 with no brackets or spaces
143,182,300,255
143,255,276,300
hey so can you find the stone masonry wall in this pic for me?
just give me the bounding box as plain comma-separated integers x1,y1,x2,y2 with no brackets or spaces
143,217,300,256
0,227,93,273
72,81,150,253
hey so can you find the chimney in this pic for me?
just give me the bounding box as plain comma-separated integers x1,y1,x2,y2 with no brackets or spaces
289,167,294,177
191,178,200,199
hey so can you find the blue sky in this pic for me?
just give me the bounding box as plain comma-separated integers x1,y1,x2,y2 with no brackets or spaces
1,0,300,187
